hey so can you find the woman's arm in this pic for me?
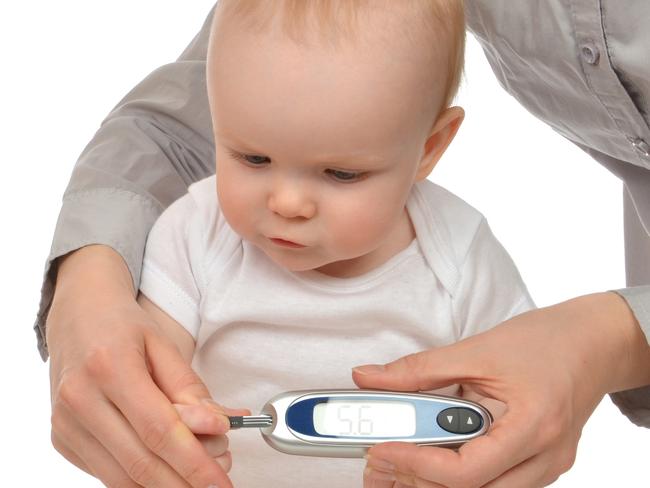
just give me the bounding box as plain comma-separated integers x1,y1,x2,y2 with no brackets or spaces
42,6,226,485
35,4,218,360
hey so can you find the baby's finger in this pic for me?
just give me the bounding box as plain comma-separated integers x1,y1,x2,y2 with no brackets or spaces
221,405,252,417
203,402,252,422
174,403,252,435
175,403,230,435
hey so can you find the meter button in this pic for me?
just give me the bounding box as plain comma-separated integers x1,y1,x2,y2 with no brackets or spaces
457,409,482,434
437,408,461,433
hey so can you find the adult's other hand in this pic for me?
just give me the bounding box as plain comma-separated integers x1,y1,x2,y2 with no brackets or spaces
354,293,650,487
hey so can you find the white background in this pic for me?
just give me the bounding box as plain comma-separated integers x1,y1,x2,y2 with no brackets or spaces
1,1,647,486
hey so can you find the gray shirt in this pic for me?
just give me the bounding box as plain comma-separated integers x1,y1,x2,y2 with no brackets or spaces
36,1,650,425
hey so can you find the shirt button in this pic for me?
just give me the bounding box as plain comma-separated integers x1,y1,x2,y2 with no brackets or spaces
580,41,600,65
632,138,650,158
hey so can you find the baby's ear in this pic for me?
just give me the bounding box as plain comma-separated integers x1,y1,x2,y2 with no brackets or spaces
415,106,465,181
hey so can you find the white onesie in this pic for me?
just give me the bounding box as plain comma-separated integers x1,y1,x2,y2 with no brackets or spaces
139,175,534,487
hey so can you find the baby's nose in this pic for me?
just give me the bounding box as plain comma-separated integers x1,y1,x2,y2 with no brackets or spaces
267,182,316,219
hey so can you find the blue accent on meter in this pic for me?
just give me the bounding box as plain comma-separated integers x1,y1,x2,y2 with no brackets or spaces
285,397,335,438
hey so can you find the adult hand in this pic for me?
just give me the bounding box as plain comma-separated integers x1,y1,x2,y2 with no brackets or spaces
47,245,234,487
354,293,650,488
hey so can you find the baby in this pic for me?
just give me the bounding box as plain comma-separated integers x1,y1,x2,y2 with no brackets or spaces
137,1,533,486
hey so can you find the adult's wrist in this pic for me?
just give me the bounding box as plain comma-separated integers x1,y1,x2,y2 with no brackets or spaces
573,292,650,396
47,245,136,340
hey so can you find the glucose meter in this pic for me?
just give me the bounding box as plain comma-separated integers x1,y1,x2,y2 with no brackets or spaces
228,389,492,457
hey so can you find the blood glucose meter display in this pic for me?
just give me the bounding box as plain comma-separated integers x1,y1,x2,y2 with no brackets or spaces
313,400,416,437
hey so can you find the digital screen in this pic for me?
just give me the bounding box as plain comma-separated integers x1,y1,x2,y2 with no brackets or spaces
313,400,416,437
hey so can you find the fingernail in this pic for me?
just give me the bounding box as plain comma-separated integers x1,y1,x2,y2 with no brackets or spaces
215,451,232,473
198,400,231,432
364,454,394,471
364,467,395,481
174,404,203,428
353,364,386,375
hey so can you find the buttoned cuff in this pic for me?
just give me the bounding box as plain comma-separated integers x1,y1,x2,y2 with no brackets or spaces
609,286,650,427
33,188,162,361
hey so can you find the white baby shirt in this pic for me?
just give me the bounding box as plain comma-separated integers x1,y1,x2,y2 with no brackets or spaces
139,175,534,488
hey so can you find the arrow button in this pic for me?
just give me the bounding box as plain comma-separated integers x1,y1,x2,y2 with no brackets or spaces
437,408,460,433
457,408,482,434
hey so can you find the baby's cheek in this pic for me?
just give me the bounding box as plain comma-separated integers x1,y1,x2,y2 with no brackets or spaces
218,177,255,238
329,210,389,255
220,195,248,235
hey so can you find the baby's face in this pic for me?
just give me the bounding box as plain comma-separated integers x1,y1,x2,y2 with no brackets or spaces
208,11,449,277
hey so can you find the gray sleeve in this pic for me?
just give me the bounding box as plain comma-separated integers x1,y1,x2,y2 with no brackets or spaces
33,4,218,360
578,149,650,427
610,286,650,427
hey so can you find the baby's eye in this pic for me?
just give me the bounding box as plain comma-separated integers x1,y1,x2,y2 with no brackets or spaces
325,169,363,182
228,150,270,166
243,154,270,165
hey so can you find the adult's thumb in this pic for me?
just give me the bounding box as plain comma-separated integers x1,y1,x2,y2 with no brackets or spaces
144,331,234,433
145,331,215,405
352,342,475,392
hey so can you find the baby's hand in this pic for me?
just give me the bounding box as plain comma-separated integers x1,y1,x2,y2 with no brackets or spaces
174,401,251,473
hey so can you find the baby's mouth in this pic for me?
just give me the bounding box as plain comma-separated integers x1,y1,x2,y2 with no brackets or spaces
268,237,306,248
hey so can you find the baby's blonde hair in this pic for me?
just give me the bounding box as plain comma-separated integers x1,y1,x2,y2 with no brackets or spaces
215,0,465,110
